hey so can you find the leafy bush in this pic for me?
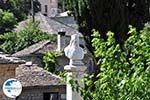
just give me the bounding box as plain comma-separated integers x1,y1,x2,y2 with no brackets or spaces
43,51,62,73
0,0,28,22
80,24,150,100
0,9,17,33
43,52,58,73
8,0,27,21
0,21,56,53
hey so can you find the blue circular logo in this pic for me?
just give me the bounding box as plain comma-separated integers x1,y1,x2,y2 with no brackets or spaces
2,79,22,98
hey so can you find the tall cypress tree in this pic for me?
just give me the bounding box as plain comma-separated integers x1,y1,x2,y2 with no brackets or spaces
60,0,150,41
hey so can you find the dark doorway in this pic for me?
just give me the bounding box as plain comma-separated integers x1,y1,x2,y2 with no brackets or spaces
43,92,59,100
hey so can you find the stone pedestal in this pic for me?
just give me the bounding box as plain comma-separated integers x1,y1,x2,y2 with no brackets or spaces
64,65,86,100
64,34,87,100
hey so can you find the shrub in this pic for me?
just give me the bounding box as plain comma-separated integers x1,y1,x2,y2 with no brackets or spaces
0,9,17,33
0,21,56,54
43,51,62,73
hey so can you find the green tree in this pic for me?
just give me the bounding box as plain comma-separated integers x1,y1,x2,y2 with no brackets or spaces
0,21,56,53
0,0,28,22
60,0,150,54
0,9,17,33
80,24,150,100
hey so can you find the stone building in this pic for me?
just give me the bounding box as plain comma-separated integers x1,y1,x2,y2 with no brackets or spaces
0,52,66,100
0,52,25,100
14,12,83,51
17,0,81,52
38,0,58,17
16,64,66,100
12,39,70,70
11,38,92,72
12,40,57,67
13,13,88,69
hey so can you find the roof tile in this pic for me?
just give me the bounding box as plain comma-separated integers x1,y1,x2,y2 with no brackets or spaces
16,64,64,87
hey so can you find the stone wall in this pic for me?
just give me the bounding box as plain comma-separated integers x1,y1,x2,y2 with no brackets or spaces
17,85,66,100
38,0,58,17
20,55,43,67
0,91,12,100
0,64,19,85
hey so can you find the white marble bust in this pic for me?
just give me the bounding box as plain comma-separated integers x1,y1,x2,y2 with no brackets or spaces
64,34,86,66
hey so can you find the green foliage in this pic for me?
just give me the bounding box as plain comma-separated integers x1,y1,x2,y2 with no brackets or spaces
43,51,62,73
0,9,17,33
43,52,57,73
0,21,56,53
80,24,150,100
0,0,28,22
59,0,88,18
0,0,28,34
60,0,150,56
58,71,68,81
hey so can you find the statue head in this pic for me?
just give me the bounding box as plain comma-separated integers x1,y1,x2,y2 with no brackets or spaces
69,34,79,48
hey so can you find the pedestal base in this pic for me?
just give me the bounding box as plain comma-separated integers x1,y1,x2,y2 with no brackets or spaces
64,65,86,72
64,65,86,100
69,59,85,66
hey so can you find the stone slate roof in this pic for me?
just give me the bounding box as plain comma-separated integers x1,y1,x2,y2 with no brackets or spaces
53,16,78,29
37,13,82,37
14,13,82,37
16,64,64,87
12,40,56,57
0,52,25,64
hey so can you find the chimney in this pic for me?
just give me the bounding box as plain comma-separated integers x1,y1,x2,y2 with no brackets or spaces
57,28,66,52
